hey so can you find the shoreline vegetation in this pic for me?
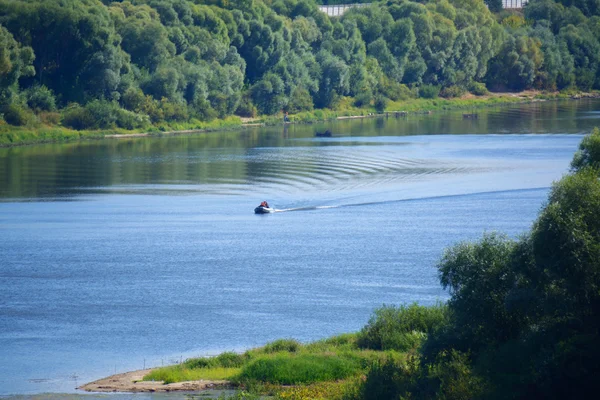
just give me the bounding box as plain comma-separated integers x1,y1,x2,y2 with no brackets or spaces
78,126,600,400
2,0,600,150
2,90,598,147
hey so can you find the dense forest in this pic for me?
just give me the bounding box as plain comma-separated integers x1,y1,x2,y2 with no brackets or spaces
0,0,599,131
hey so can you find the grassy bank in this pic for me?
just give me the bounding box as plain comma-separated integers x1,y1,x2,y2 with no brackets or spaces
140,304,446,400
1,91,594,147
0,116,243,147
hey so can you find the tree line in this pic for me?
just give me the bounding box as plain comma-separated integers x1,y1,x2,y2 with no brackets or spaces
0,0,599,130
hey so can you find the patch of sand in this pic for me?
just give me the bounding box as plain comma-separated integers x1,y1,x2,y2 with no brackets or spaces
78,368,230,393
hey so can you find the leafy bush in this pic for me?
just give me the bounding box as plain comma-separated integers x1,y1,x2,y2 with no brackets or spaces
61,104,95,130
382,81,415,101
374,95,388,113
2,104,37,126
24,85,56,112
357,303,449,351
439,85,466,99
62,101,148,130
571,127,600,172
235,95,258,118
353,89,373,107
418,85,440,99
287,86,314,113
39,112,61,125
362,356,417,400
469,82,489,96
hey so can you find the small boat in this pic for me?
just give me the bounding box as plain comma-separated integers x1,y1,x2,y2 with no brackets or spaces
254,205,274,214
315,130,332,137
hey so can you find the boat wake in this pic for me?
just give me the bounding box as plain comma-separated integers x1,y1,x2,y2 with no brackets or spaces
268,187,549,213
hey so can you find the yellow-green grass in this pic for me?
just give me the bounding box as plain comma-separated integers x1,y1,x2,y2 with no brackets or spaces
0,92,565,147
0,116,243,147
142,334,407,388
143,366,241,384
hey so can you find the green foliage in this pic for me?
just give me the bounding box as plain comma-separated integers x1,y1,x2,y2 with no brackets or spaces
439,85,466,99
2,103,36,126
144,366,240,384
362,356,415,400
235,95,258,118
572,127,600,171
468,81,489,96
419,85,440,99
373,95,388,113
0,0,599,139
262,339,301,354
357,303,449,352
0,23,34,106
287,86,314,113
24,85,56,112
62,101,148,130
238,353,362,385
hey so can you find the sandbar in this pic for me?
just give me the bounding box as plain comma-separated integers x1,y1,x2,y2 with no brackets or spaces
78,368,230,393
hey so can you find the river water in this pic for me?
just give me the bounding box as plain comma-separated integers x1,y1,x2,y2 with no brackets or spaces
1,100,599,398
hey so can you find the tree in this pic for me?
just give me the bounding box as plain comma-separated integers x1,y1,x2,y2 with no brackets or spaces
0,23,34,106
572,127,600,171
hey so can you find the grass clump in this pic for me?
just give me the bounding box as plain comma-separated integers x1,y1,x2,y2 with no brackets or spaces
357,303,449,351
143,365,240,384
237,353,362,385
262,339,301,354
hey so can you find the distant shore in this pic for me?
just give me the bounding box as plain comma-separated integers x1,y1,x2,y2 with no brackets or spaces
78,368,230,393
2,91,598,148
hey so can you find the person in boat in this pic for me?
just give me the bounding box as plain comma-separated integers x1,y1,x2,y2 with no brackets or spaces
260,201,269,208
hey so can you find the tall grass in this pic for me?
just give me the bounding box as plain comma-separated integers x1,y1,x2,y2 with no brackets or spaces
143,366,240,384
237,353,362,385
357,303,449,351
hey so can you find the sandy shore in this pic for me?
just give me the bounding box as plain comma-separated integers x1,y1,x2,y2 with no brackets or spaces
78,368,230,393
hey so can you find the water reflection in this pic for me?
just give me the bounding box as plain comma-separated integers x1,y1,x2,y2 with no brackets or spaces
0,99,598,200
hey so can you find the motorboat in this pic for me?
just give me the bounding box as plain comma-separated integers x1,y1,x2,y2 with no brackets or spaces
254,205,274,214
315,129,332,137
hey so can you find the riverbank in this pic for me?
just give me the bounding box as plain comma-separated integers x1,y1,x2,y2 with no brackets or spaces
1,90,597,147
78,368,230,393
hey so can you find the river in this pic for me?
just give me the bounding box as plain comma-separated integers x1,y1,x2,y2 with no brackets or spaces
0,99,598,398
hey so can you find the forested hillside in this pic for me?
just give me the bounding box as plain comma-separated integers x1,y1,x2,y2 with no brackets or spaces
0,0,599,131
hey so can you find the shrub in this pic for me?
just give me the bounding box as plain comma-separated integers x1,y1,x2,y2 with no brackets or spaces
357,303,449,351
235,95,257,118
287,86,314,113
62,101,149,130
374,95,388,113
24,85,56,112
362,356,417,400
571,127,600,172
62,104,95,130
121,87,145,112
85,100,119,128
439,85,466,99
418,85,440,99
469,82,489,96
39,112,61,125
353,89,373,107
2,103,37,126
382,81,415,101
115,108,150,130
